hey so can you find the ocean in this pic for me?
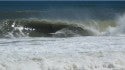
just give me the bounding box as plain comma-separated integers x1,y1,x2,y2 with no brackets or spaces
0,1,125,70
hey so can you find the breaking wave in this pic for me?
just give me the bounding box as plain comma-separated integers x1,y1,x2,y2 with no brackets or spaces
0,14,125,38
0,19,100,38
102,14,125,36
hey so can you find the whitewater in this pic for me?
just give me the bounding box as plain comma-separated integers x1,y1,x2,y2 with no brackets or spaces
0,36,125,70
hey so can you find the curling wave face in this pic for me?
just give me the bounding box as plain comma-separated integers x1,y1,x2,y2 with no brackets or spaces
0,19,102,38
1,16,125,38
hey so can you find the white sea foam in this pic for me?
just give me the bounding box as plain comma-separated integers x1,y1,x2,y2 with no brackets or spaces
0,36,125,70
103,14,125,36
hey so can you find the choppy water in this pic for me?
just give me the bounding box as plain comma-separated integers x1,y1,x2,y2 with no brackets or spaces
0,1,125,70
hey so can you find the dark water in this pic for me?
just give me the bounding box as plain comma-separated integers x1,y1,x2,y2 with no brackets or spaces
0,1,125,38
0,1,125,20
